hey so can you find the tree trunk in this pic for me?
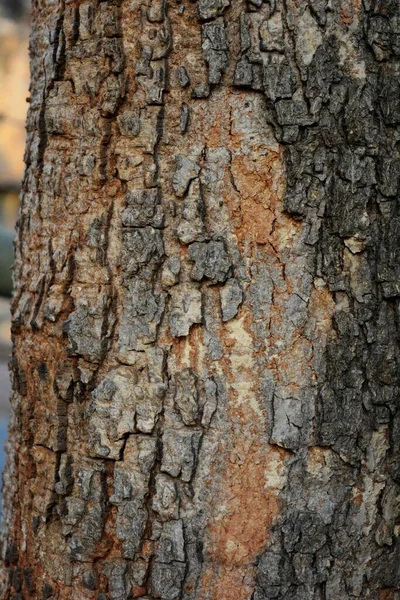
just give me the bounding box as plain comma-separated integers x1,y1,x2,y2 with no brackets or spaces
1,0,400,598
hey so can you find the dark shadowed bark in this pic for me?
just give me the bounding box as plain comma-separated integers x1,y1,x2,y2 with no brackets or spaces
1,0,400,599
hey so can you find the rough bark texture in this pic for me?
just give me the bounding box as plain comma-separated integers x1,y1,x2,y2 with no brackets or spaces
1,0,400,598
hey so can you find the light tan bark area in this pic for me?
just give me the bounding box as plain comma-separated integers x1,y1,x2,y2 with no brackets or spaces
1,0,400,599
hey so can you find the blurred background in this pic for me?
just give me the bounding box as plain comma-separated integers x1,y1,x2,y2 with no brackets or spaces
0,0,30,476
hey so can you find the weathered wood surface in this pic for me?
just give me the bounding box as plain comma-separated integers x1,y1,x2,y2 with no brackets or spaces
1,0,400,598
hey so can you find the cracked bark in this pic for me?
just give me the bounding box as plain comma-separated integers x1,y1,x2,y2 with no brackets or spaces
1,0,400,599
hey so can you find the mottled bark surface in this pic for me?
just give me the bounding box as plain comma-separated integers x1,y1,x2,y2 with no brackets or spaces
1,0,400,598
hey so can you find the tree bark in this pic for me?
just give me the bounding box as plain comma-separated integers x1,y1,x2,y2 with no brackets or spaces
1,0,400,598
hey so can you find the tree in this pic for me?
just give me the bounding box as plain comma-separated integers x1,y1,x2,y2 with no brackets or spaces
1,0,400,598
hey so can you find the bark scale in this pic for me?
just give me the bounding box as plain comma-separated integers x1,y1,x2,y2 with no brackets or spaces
1,0,400,599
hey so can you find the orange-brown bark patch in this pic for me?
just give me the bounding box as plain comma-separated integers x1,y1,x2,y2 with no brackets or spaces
200,434,292,600
230,150,284,248
208,444,279,565
379,590,400,600
196,308,291,600
339,0,362,24
199,431,288,600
